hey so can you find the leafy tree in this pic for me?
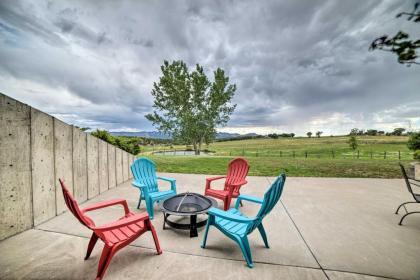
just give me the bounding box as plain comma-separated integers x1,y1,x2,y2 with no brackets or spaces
392,127,406,136
349,128,360,135
407,132,420,150
366,129,378,136
91,129,114,144
146,60,236,155
91,129,140,155
348,136,358,150
307,132,312,138
316,131,323,138
408,132,420,160
268,133,279,139
370,3,420,66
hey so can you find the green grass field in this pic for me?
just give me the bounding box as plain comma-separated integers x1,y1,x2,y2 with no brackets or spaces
141,136,413,178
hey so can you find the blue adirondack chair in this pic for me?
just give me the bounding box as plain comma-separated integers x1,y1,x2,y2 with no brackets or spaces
131,157,177,219
201,173,286,268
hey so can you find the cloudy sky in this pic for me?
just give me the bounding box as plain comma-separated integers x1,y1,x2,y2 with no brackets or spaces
0,0,419,136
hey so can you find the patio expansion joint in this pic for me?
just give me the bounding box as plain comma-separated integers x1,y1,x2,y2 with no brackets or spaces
263,177,403,280
33,227,321,271
34,222,402,280
264,176,330,280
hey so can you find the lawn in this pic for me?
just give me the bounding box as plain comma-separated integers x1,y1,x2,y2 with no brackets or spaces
149,155,410,178
141,136,413,178
143,135,412,160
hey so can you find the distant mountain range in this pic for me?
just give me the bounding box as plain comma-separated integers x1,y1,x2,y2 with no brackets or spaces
110,131,261,140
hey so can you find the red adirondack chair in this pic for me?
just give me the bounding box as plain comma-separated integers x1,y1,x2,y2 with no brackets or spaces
204,158,250,211
59,179,162,280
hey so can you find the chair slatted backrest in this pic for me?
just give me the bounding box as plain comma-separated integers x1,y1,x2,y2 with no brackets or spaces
130,158,159,193
399,163,416,198
59,179,95,229
224,158,250,193
247,173,286,234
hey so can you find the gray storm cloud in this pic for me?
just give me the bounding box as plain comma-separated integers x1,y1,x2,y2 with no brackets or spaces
0,0,419,135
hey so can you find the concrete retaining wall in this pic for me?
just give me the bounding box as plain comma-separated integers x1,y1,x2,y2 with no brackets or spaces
31,109,55,226
0,95,33,240
0,93,136,240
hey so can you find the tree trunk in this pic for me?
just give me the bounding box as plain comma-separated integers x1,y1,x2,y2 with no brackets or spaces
193,142,199,155
197,138,203,155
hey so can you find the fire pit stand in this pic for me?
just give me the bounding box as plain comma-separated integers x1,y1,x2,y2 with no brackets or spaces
159,192,218,237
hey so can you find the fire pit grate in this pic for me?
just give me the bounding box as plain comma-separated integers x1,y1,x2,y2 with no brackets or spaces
159,192,217,237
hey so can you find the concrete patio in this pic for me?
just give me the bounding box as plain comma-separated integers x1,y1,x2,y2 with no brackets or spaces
1,174,419,280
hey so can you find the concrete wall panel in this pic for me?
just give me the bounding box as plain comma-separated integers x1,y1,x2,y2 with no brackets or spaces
107,144,116,188
128,154,134,179
72,127,87,202
115,148,123,185
98,140,108,193
87,134,99,199
0,94,33,240
122,152,129,182
53,119,73,214
31,108,55,226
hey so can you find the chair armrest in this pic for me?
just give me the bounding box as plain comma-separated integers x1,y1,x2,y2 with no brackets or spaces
230,180,247,187
206,176,226,182
132,180,146,189
208,207,252,223
93,212,150,231
157,176,177,192
82,199,129,215
132,180,149,197
205,176,226,190
235,195,263,209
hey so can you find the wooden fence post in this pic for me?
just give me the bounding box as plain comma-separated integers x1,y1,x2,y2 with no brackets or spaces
332,150,335,158
384,151,386,159
305,151,308,158
357,150,359,159
370,151,373,159
398,150,401,160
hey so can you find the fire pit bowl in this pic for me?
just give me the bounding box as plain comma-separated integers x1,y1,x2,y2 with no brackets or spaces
159,192,218,237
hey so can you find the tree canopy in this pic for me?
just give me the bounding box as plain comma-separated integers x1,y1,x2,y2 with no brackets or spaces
369,3,420,66
146,60,236,154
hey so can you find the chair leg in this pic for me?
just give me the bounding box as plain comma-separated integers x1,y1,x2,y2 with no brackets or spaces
146,199,154,220
257,224,269,248
399,211,420,225
224,197,232,211
201,217,213,248
395,202,416,214
85,232,99,260
240,200,243,207
96,245,117,280
137,195,142,209
238,237,253,268
147,219,162,254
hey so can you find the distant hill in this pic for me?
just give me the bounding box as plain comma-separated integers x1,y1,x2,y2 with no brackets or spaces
110,131,261,140
110,131,172,139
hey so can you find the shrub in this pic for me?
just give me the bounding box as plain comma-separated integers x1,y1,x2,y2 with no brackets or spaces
407,132,420,150
413,150,420,161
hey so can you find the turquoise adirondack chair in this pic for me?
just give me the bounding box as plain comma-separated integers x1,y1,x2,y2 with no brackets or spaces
131,158,177,219
201,173,286,268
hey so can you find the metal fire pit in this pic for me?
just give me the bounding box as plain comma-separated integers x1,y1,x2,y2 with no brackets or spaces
159,192,218,237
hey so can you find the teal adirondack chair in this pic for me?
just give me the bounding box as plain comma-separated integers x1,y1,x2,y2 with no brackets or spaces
201,173,286,268
131,158,177,219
